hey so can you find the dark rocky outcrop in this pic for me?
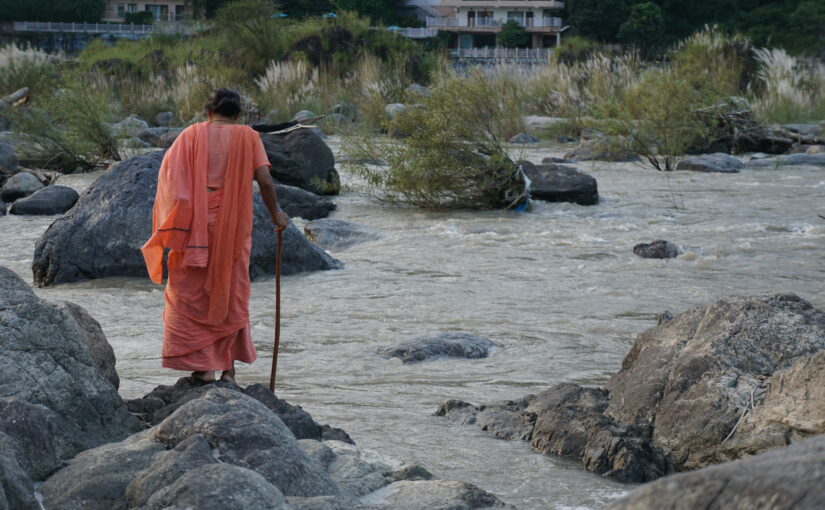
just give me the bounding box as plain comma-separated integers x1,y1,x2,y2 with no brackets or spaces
361,480,513,509
746,152,825,168
305,218,380,251
259,128,341,195
32,151,340,286
9,184,79,215
136,127,183,148
509,133,540,144
126,377,353,444
0,171,43,202
0,139,18,183
275,183,336,220
379,332,497,363
633,240,679,259
0,267,142,461
675,153,744,173
519,160,598,205
606,436,825,510
437,294,825,483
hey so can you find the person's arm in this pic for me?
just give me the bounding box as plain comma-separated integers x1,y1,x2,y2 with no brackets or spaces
254,166,289,230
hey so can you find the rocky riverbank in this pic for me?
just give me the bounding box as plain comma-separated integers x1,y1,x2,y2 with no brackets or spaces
437,293,825,486
0,266,512,510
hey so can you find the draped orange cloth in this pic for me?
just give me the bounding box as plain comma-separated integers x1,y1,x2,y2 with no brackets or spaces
141,122,269,370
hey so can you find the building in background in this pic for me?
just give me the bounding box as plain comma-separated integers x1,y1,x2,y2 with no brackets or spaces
404,0,566,49
102,1,197,22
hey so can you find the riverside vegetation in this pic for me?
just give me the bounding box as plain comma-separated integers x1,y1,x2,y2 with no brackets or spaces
0,1,823,207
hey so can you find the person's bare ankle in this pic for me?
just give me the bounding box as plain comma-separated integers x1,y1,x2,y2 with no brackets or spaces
191,370,216,383
220,369,237,385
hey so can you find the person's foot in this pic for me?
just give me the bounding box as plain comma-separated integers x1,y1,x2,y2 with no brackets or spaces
220,369,237,386
191,370,216,383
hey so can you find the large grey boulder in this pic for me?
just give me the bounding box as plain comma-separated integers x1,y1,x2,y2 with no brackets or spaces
0,432,39,510
606,436,825,510
676,153,744,173
437,294,825,483
260,129,340,195
361,480,512,509
9,184,78,215
126,377,352,443
508,132,539,144
40,388,340,509
154,111,176,127
519,160,598,205
276,183,336,220
0,267,142,460
379,332,497,364
305,219,380,251
109,114,150,138
32,151,340,286
0,171,43,202
136,127,182,148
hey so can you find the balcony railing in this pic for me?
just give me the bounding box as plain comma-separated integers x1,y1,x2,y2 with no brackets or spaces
450,47,553,60
387,27,439,38
10,20,199,36
426,16,563,29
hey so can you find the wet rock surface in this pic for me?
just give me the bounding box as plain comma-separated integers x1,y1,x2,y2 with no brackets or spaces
379,332,497,363
676,153,744,173
9,184,78,215
519,160,598,205
31,151,340,286
305,218,380,251
259,128,341,195
633,240,679,259
276,183,337,220
437,294,825,483
746,152,825,168
509,133,540,144
606,436,825,510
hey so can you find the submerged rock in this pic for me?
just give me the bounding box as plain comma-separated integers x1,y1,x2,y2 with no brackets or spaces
519,160,598,205
676,153,743,173
9,184,78,215
607,436,825,510
0,171,43,202
379,332,497,363
633,240,679,259
437,294,825,483
305,218,380,251
275,183,336,220
260,128,340,195
361,480,513,509
0,267,142,461
31,151,340,286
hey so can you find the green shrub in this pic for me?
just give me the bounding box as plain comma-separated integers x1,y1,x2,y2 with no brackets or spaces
497,20,530,49
125,11,154,25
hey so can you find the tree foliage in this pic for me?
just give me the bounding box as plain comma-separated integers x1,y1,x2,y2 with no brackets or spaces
0,0,105,22
497,20,531,48
618,2,664,54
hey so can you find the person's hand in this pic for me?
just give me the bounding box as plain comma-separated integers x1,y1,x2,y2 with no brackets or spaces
273,211,289,231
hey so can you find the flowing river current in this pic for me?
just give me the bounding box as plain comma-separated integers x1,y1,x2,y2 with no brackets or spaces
2,138,824,509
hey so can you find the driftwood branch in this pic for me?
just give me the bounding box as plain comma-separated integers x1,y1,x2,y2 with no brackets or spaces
0,87,30,110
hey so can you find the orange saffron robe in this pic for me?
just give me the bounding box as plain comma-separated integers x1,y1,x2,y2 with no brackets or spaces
142,122,270,370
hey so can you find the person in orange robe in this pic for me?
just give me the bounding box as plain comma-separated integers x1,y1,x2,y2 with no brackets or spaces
142,89,289,384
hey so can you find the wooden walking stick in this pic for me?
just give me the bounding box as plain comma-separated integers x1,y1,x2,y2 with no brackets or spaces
269,227,284,392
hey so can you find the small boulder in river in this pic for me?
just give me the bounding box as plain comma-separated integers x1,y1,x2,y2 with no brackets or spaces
437,294,825,483
633,240,679,259
519,160,598,206
305,218,380,251
606,436,825,510
746,152,825,168
259,129,341,195
379,332,497,363
1,171,43,202
275,183,336,220
9,185,79,215
32,151,340,286
509,132,540,144
675,153,743,173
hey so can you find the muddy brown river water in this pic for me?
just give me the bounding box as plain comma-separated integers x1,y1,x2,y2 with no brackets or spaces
2,138,824,509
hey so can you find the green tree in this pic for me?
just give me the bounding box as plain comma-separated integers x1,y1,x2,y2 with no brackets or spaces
0,0,105,22
497,20,530,48
618,2,665,54
567,0,629,41
335,0,406,24
788,1,825,53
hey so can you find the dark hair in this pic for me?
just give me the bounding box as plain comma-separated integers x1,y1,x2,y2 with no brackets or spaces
205,88,242,118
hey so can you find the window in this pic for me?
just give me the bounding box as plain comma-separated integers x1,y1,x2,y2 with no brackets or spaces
145,4,169,21
507,11,525,26
117,3,125,18
127,3,137,13
175,4,185,21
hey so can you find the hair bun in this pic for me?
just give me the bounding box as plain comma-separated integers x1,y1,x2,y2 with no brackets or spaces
205,88,242,118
